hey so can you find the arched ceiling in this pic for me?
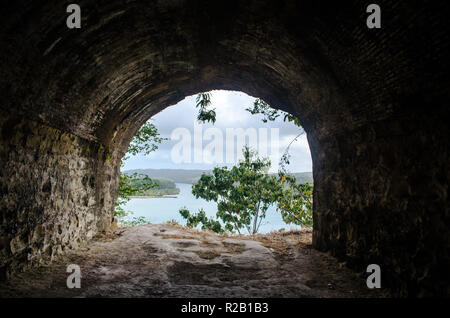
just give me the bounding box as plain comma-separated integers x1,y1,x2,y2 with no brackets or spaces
0,1,369,148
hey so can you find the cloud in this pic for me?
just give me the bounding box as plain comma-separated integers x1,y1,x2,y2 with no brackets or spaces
122,90,312,172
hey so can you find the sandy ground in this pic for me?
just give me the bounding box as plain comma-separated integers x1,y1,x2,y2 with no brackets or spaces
0,224,387,298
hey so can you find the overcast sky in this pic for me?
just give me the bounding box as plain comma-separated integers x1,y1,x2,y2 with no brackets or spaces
122,90,312,173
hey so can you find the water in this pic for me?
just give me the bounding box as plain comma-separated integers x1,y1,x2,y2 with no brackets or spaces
123,183,300,234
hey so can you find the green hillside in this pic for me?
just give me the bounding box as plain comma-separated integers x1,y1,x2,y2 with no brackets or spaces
129,176,180,197
125,169,313,185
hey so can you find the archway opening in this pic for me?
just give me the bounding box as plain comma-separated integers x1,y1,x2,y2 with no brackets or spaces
118,90,313,235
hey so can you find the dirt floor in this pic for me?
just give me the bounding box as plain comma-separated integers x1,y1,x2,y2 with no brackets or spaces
0,224,388,298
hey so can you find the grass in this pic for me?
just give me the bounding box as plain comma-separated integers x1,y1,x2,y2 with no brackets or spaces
246,228,313,260
222,241,247,254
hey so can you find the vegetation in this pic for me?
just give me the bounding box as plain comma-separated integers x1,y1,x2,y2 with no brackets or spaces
117,92,313,231
120,216,152,226
246,97,302,127
115,121,166,224
277,175,313,227
179,208,225,233
136,188,180,197
125,168,212,184
114,172,157,221
195,93,306,174
179,146,313,235
165,219,181,226
195,92,216,124
124,121,167,160
245,98,314,227
128,178,180,197
124,168,312,185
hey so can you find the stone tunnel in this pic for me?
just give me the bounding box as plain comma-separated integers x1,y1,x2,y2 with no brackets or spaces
0,0,448,297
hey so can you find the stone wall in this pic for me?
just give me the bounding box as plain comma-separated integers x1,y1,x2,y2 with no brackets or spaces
311,112,450,297
0,110,117,279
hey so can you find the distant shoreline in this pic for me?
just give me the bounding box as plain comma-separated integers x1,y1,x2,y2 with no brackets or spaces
123,169,313,185
130,195,178,199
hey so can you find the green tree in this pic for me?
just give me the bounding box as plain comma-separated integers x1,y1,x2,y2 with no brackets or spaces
246,98,302,127
192,93,313,232
195,92,217,124
277,174,313,227
124,121,166,160
180,146,277,235
179,208,225,234
179,146,313,234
